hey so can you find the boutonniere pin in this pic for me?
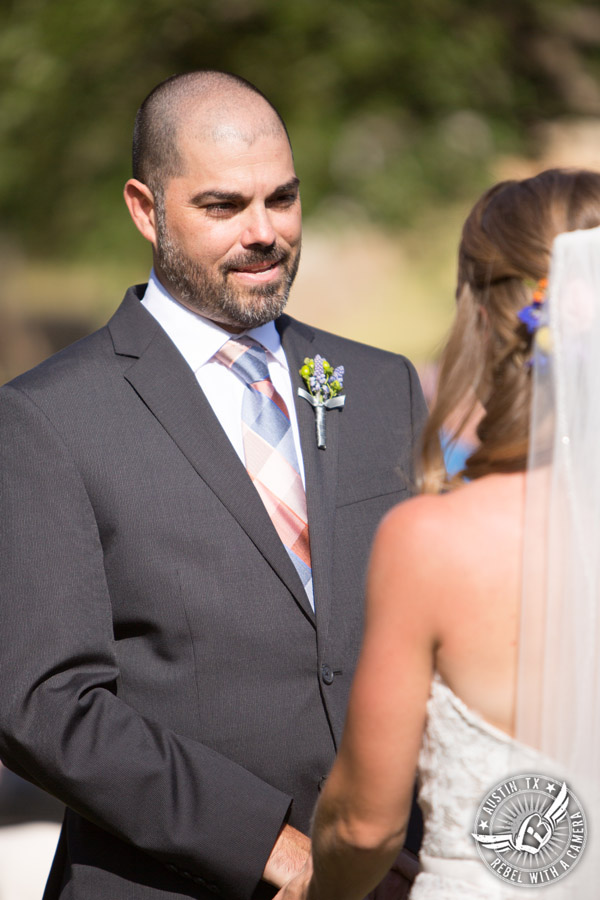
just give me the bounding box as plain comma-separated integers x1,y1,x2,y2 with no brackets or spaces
298,354,345,449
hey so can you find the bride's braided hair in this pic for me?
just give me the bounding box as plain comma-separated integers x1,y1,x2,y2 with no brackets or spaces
420,168,600,494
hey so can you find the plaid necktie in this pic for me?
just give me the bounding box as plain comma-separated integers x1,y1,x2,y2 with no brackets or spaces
215,337,313,606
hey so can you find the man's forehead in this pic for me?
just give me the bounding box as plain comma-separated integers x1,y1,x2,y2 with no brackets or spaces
207,121,283,147
175,124,294,183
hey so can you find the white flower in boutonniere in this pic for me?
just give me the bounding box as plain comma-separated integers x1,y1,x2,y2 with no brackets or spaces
298,354,345,449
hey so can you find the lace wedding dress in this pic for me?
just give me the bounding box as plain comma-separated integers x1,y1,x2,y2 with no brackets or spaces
410,674,542,900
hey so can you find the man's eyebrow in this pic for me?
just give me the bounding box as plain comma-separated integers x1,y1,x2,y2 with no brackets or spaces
190,178,300,206
269,177,301,196
190,189,244,205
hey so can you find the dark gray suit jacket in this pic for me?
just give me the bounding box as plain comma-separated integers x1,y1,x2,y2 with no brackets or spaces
0,286,426,900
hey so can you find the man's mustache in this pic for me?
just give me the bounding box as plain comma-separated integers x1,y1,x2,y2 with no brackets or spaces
223,247,288,272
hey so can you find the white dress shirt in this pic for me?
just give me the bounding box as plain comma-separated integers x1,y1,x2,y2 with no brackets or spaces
141,269,306,487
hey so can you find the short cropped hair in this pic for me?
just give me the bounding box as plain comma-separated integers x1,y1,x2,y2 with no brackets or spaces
131,70,290,196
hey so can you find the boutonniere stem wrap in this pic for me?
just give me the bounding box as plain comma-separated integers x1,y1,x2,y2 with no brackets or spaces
298,355,345,449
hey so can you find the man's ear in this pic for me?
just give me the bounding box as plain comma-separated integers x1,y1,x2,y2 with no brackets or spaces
124,179,158,246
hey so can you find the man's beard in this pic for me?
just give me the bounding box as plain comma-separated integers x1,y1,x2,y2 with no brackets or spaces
154,207,301,329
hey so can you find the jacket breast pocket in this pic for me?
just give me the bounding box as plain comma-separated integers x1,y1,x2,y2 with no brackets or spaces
335,467,410,508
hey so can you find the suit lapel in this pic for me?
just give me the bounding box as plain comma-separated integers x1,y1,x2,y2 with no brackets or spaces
278,316,340,644
108,290,315,623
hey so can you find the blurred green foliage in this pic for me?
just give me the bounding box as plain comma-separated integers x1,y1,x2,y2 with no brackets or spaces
0,0,599,259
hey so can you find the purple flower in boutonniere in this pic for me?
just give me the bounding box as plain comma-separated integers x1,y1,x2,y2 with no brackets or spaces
298,354,346,449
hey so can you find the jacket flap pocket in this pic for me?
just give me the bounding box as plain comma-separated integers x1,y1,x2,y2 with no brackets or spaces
336,467,409,508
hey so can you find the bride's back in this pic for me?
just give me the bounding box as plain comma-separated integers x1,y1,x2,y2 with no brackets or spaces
404,471,527,737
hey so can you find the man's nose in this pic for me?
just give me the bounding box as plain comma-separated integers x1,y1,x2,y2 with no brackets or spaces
240,206,276,248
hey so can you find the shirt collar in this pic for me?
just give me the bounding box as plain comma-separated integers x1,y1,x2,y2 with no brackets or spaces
142,269,287,373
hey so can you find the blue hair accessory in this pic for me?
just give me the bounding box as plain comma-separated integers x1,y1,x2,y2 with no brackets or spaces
518,277,548,334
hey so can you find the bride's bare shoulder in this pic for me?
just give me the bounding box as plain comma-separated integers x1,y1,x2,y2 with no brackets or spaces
376,473,524,566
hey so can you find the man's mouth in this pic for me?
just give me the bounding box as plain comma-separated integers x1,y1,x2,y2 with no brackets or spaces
233,261,279,274
227,256,286,283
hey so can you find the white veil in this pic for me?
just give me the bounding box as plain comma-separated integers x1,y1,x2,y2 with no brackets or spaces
516,225,600,892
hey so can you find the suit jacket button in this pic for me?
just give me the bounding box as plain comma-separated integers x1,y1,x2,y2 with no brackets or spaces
321,664,334,685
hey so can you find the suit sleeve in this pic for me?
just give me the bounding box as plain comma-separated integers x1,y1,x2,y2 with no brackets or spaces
406,357,428,460
0,383,291,899
396,356,428,492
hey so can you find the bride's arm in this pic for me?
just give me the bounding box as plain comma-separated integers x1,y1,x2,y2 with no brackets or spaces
307,498,439,900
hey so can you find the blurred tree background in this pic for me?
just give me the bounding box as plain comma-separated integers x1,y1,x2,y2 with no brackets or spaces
1,0,600,382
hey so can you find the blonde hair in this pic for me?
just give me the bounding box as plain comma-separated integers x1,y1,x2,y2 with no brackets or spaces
420,169,600,494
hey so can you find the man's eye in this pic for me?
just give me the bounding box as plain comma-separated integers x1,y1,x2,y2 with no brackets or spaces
270,193,297,207
205,203,236,215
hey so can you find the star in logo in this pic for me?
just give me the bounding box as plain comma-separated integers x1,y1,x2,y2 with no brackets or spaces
479,820,489,831
546,782,557,794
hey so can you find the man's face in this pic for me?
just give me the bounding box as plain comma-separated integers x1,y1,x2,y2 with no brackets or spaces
152,126,302,332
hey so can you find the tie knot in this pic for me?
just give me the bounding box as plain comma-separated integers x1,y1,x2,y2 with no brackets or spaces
215,337,270,387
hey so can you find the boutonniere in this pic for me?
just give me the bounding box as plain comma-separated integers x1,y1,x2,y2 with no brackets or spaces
298,354,345,449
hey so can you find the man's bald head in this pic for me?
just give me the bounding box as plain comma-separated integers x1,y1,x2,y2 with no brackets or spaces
132,71,291,198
